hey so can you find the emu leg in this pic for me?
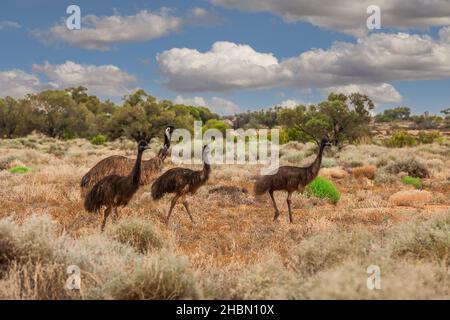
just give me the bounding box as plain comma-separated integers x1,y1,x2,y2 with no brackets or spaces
287,192,293,223
182,200,195,224
111,208,119,223
269,190,281,221
101,207,112,232
166,194,180,224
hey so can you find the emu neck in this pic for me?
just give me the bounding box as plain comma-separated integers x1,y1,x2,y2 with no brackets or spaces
202,158,211,181
131,149,144,186
306,144,325,182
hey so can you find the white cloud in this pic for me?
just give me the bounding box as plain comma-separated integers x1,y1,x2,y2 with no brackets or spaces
0,20,20,30
42,10,181,50
157,41,282,92
174,95,240,115
0,70,43,98
157,29,450,102
322,83,402,103
439,26,450,43
212,0,450,36
277,99,302,109
32,61,136,97
186,7,226,26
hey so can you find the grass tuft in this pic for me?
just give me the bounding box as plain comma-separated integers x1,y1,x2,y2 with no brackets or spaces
8,166,31,174
306,176,340,204
401,176,422,189
108,219,164,253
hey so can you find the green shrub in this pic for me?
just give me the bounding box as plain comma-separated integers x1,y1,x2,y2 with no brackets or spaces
384,131,416,148
62,130,76,140
90,134,107,145
401,176,422,189
417,131,440,144
306,176,340,204
8,166,31,174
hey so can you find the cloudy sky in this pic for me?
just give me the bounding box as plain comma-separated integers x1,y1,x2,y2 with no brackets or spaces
1,0,450,115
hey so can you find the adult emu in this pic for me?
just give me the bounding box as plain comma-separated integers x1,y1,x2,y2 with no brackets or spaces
254,136,332,223
151,145,211,224
84,140,149,231
80,126,174,197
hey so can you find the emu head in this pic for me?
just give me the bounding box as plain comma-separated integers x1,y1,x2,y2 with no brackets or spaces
138,140,150,152
131,131,151,144
164,125,175,148
157,125,175,160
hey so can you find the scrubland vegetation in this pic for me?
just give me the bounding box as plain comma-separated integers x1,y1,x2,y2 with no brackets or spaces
0,132,448,299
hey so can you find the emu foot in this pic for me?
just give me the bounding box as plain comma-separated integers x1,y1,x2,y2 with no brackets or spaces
273,211,280,221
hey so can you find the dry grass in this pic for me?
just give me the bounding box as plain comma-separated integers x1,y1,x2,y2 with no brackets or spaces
388,190,433,207
0,134,449,299
351,165,377,180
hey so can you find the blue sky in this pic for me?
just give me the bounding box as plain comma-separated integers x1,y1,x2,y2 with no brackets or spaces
1,0,450,115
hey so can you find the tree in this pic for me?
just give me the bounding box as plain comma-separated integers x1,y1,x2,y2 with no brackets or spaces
0,97,34,138
202,119,230,135
375,106,411,122
279,93,374,146
441,108,450,120
29,90,94,138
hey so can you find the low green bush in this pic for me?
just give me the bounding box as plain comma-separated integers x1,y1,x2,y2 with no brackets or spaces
306,176,340,204
384,131,416,148
8,166,31,174
90,134,107,145
401,176,422,189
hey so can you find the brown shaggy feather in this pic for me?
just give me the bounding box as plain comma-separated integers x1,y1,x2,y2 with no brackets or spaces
80,155,165,197
84,140,148,231
150,145,211,224
253,137,331,222
81,126,174,197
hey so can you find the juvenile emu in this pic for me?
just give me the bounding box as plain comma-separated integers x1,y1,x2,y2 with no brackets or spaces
80,126,174,197
151,145,211,224
254,136,332,223
84,140,149,231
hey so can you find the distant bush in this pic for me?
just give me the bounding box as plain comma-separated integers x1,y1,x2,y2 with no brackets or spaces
417,131,440,144
8,166,31,174
90,134,107,145
384,131,416,148
401,176,422,189
385,158,430,178
306,177,340,204
62,130,76,140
